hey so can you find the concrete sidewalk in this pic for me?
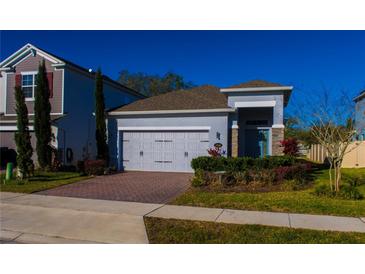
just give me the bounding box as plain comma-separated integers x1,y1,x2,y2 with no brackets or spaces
1,192,162,243
146,205,365,233
1,192,365,244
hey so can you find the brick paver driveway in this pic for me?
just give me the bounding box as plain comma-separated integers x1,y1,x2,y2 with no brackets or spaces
37,171,192,204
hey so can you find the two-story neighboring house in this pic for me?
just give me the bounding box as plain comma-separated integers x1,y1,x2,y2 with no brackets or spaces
354,90,365,140
0,43,143,166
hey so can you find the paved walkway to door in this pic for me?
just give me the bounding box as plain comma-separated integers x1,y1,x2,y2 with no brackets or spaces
37,171,192,204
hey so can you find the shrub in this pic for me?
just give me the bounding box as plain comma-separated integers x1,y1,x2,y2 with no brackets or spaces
221,172,237,187
191,169,207,187
275,163,311,183
191,155,298,172
313,184,334,197
313,184,363,200
338,184,363,200
280,138,299,156
77,160,85,175
343,174,365,187
84,159,105,176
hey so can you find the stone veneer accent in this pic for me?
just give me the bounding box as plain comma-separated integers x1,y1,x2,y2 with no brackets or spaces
272,127,284,156
231,128,239,157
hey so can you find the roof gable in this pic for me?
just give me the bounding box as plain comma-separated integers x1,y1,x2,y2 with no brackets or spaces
0,43,64,69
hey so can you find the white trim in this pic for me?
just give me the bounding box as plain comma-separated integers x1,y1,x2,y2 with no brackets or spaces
234,100,276,108
118,126,211,131
272,124,285,128
20,71,38,75
0,44,64,68
110,108,235,116
232,124,239,129
61,68,65,114
0,125,34,131
3,113,64,117
220,86,293,93
10,52,33,67
122,168,193,174
4,73,7,114
0,44,30,67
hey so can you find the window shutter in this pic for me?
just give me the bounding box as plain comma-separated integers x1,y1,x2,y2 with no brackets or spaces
47,72,53,98
15,74,21,87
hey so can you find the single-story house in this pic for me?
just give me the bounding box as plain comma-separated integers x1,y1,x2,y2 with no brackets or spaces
0,44,143,166
107,81,293,172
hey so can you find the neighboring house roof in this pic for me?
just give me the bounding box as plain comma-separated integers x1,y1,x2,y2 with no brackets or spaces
0,43,144,99
354,90,365,102
227,79,284,89
110,85,229,112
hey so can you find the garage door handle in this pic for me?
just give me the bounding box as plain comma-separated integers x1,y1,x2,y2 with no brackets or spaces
140,151,143,156
184,152,188,157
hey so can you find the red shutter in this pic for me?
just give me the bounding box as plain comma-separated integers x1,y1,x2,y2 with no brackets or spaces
47,72,53,98
15,74,21,87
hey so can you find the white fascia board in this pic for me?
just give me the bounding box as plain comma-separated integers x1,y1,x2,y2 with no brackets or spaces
1,43,63,68
272,124,285,128
220,86,293,93
0,125,34,131
234,101,276,108
0,43,31,67
118,126,211,131
109,108,235,116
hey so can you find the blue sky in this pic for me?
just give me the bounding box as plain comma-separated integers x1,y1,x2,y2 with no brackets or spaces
1,31,364,115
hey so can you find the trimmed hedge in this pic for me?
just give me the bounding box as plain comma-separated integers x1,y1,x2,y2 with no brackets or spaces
191,156,298,172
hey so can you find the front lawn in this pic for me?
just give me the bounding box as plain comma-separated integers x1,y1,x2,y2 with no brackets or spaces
144,217,365,244
0,171,90,193
171,168,365,217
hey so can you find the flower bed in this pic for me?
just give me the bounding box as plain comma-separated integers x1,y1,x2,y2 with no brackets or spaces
190,156,312,191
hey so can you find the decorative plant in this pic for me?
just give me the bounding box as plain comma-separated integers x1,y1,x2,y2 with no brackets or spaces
280,138,299,156
207,146,225,157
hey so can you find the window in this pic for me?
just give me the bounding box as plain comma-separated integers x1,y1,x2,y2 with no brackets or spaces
246,120,269,126
21,73,37,100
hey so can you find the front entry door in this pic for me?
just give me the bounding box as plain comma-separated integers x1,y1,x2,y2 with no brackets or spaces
244,129,270,158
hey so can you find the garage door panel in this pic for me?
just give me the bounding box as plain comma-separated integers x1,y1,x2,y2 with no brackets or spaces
121,130,210,172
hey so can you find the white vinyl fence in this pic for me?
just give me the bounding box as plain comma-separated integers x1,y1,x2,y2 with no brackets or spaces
307,141,365,168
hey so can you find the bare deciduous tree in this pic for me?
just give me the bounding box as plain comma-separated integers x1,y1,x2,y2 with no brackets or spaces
293,88,358,192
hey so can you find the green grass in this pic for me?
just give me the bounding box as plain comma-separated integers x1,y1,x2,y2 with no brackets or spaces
171,168,365,217
0,171,90,193
145,217,365,244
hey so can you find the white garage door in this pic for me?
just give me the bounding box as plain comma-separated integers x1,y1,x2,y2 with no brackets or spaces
121,131,209,172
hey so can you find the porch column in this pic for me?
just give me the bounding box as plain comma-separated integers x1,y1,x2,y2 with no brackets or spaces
272,125,284,156
231,126,239,157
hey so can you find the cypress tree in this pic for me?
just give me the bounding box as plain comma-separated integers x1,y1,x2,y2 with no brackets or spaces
94,68,108,163
34,60,52,169
14,86,34,179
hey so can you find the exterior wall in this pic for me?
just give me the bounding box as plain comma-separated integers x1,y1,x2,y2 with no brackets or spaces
355,97,365,139
112,112,229,166
57,68,141,164
271,127,284,156
227,92,284,126
4,53,63,115
0,131,38,163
